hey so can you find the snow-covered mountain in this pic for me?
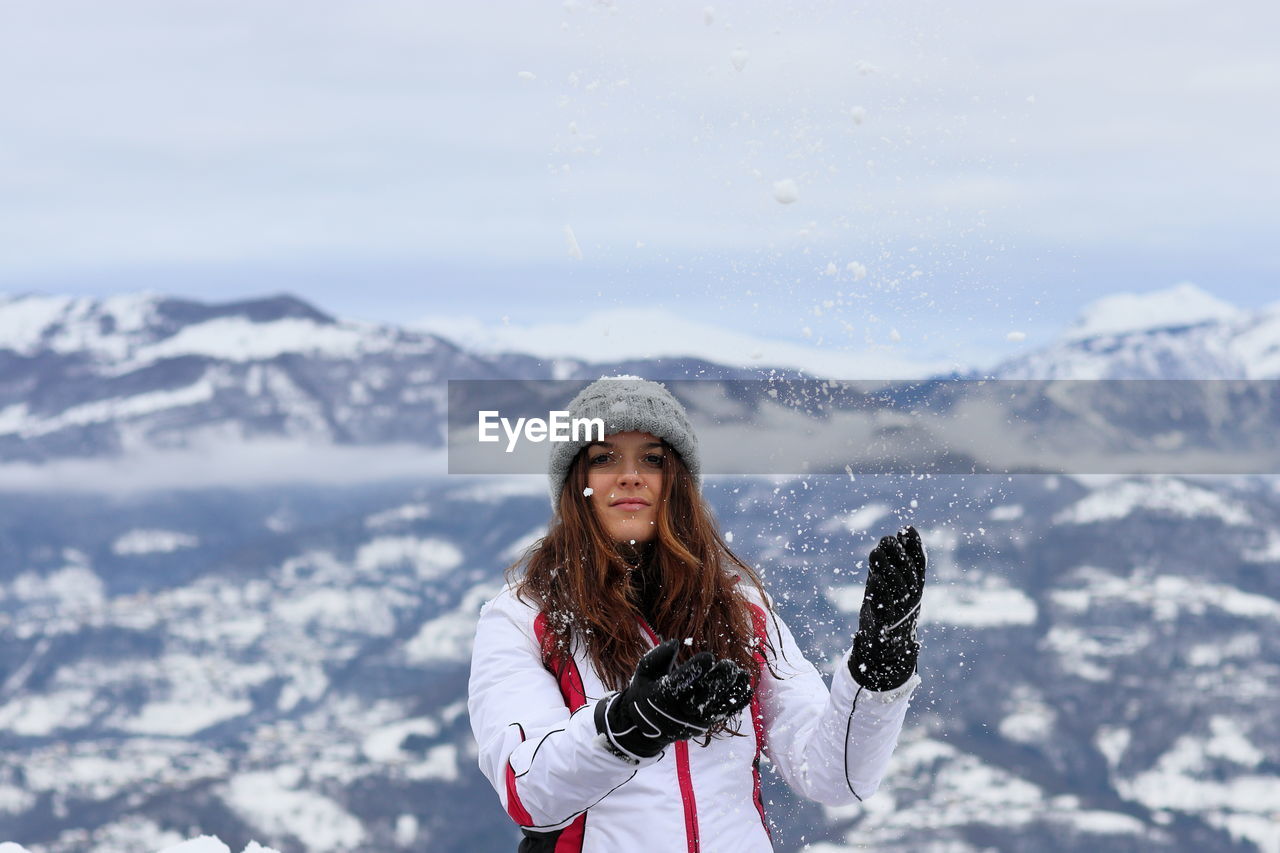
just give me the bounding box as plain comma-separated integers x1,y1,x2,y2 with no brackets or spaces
0,292,792,467
4,285,1279,475
1,285,1278,852
0,292,489,464
987,283,1280,379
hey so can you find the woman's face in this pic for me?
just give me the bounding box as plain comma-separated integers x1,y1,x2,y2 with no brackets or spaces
584,431,665,546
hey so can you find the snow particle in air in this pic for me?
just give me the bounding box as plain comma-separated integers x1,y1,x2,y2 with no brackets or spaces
1006,331,1027,342
564,225,583,260
583,487,594,497
772,179,799,204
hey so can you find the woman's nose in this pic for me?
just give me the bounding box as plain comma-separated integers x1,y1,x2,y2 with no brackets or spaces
617,467,644,486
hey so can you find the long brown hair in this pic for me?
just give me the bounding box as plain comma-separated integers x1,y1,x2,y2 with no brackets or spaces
507,440,777,737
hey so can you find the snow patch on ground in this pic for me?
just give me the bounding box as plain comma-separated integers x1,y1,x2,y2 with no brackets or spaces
222,771,365,852
21,738,227,803
1040,623,1152,682
828,735,1157,847
1243,529,1280,562
107,654,272,736
1096,725,1132,770
123,317,392,366
5,563,104,609
354,536,462,579
500,526,548,562
394,814,420,846
1117,721,1277,850
112,528,200,555
159,835,282,853
123,695,253,737
1211,813,1280,853
1050,566,1280,622
158,839,231,853
920,582,1037,627
0,783,36,814
275,587,406,637
0,687,99,735
834,502,892,535
29,815,187,853
829,574,1035,628
406,743,459,782
988,503,1023,521
1053,477,1252,526
998,685,1057,745
404,583,499,665
361,716,441,763
363,502,432,529
0,379,217,438
1186,632,1261,667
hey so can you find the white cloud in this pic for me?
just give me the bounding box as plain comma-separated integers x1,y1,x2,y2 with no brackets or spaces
0,440,448,493
411,307,957,378
0,0,1274,278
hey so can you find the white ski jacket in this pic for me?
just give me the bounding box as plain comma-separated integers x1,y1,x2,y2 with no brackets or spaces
467,581,921,852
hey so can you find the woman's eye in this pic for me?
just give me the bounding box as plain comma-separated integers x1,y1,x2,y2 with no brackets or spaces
645,454,666,467
588,453,611,465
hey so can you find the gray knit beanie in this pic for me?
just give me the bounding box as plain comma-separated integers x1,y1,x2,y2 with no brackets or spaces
548,375,700,507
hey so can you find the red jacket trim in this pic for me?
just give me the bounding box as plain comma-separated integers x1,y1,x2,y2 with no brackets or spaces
637,618,701,853
533,612,590,850
747,603,771,837
505,724,535,826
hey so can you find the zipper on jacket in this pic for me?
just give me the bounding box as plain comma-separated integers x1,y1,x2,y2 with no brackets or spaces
637,618,701,853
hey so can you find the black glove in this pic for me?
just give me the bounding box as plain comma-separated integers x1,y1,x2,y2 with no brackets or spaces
848,525,927,691
594,639,754,763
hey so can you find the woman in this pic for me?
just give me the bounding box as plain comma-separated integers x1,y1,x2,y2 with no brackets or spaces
468,376,926,852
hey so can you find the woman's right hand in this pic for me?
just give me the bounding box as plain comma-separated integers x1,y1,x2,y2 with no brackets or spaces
594,639,753,763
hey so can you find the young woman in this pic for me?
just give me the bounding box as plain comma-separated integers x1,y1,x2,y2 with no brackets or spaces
468,376,926,852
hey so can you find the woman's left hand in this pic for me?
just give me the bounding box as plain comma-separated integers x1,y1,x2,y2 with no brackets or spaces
848,525,927,690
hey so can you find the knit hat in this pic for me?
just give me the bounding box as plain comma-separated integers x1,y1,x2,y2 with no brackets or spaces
548,375,701,506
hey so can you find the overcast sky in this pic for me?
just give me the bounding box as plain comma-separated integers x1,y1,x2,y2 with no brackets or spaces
2,1,1277,369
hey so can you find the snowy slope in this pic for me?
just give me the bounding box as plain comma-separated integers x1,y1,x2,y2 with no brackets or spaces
1,471,1277,852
